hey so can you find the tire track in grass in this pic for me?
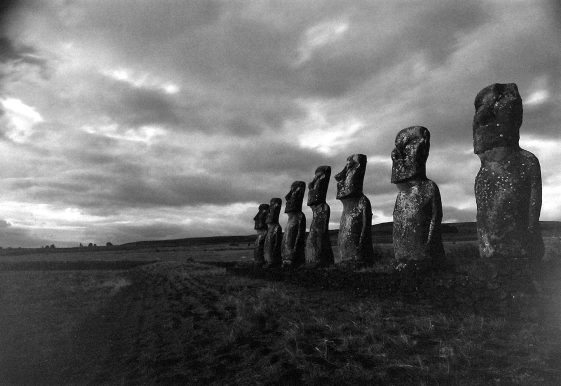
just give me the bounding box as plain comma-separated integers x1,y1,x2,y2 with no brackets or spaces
76,262,241,384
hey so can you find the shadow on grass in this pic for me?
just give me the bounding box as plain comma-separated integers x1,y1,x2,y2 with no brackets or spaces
209,244,561,322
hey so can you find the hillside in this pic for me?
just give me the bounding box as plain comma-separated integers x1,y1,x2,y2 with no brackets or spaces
122,221,561,248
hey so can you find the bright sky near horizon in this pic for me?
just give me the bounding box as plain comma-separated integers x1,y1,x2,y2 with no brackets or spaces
0,0,560,247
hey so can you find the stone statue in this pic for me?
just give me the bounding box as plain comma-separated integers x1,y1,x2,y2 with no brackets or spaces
305,166,334,267
335,154,376,264
281,181,307,268
264,198,283,267
253,203,269,265
473,83,544,260
391,126,445,265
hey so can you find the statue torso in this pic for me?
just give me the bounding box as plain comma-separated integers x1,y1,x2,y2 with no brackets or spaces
338,194,373,261
475,149,541,257
393,179,442,261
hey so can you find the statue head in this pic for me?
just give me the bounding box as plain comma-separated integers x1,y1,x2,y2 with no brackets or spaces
266,198,282,224
391,126,430,184
473,83,522,154
253,203,269,230
307,166,331,206
335,154,367,199
284,181,306,213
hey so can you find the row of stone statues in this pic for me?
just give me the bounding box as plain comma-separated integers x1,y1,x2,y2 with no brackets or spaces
253,82,544,267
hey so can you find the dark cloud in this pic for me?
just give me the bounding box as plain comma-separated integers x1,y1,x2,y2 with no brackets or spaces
291,2,489,98
546,0,561,32
0,0,20,34
69,74,183,129
0,1,47,69
363,163,395,197
107,84,180,128
0,219,50,248
1,1,560,246
524,100,561,137
8,166,270,212
94,222,192,244
232,141,334,176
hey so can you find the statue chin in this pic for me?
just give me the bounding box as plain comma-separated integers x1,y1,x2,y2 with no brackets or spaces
307,190,326,206
391,167,421,184
336,183,361,199
284,202,298,213
477,146,516,162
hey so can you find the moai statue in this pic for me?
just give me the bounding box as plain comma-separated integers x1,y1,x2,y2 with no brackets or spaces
335,154,376,264
473,83,544,260
263,198,283,267
391,126,445,265
281,181,307,268
305,166,334,267
253,203,269,266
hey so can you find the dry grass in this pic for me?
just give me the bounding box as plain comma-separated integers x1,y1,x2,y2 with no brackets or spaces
1,242,561,385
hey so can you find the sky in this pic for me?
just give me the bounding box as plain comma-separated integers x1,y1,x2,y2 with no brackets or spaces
0,0,560,247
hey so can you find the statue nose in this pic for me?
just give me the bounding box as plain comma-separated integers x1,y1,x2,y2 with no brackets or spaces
334,169,345,181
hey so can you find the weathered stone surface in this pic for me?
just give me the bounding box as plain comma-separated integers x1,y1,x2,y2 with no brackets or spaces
473,83,522,154
335,154,375,264
253,203,269,265
264,198,282,267
391,126,429,184
391,126,445,264
473,83,544,259
281,181,306,268
305,166,334,267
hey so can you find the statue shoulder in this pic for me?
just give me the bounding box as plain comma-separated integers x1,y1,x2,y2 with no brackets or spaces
423,179,441,194
517,148,541,172
358,194,372,209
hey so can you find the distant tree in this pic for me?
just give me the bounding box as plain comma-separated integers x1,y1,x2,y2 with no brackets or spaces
94,244,97,247
106,242,113,247
50,244,56,249
79,243,84,248
88,243,93,248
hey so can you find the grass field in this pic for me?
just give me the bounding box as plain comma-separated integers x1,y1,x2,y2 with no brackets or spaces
1,240,561,385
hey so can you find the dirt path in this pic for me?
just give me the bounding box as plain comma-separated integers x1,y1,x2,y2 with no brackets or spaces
64,262,272,384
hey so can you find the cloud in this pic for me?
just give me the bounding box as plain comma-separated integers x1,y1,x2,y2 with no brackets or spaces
0,219,51,248
0,1,560,246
